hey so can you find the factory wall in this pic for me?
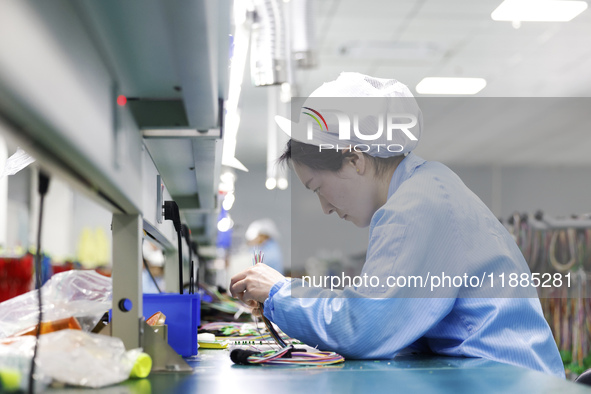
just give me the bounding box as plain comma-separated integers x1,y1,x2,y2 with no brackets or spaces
0,141,112,264
452,165,591,219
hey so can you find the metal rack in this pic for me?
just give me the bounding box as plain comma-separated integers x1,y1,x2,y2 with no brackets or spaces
505,211,591,374
0,0,230,349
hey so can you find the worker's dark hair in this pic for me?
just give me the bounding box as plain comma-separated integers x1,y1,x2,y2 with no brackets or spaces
278,139,403,177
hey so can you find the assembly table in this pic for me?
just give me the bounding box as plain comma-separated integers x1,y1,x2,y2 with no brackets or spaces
49,349,591,394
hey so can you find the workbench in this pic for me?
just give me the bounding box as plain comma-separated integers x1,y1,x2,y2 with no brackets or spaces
49,349,590,394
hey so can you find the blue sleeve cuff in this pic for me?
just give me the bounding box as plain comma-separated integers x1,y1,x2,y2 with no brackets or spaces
263,278,289,320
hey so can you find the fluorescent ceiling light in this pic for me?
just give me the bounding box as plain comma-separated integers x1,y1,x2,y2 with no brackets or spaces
491,0,588,22
416,78,487,95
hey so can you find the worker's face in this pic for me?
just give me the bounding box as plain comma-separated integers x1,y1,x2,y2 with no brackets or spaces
247,234,270,247
293,155,380,228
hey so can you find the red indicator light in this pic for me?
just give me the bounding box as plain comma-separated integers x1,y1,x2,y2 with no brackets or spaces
117,95,127,106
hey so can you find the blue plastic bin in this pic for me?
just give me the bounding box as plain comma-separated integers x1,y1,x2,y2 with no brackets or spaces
143,293,200,357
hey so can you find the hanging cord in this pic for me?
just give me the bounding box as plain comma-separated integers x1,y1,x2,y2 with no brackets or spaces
176,231,183,294
192,241,202,292
182,225,194,294
580,227,591,271
549,228,577,272
510,212,520,243
529,229,541,273
29,171,50,394
521,214,532,262
575,229,587,271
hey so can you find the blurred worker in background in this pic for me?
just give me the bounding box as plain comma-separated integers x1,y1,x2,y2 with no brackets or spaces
142,239,165,293
245,219,284,274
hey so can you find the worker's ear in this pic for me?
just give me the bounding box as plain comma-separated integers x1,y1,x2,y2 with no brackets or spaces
343,150,366,175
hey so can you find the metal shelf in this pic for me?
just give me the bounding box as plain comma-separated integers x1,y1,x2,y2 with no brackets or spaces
0,0,230,349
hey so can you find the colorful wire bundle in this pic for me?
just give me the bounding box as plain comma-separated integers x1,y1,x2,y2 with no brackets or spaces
237,345,345,366
226,252,346,367
252,251,264,265
200,322,293,343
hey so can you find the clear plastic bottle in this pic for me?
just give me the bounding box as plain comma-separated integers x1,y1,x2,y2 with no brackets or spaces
0,353,50,392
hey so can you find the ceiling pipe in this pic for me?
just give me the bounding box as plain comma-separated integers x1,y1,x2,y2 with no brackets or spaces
291,0,316,69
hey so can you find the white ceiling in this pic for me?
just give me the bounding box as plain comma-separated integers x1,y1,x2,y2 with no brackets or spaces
235,0,591,168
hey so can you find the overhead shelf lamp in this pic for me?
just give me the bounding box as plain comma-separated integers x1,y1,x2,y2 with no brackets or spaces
265,86,289,191
217,216,234,232
265,178,277,190
222,192,235,210
276,177,288,190
222,1,253,172
219,170,236,210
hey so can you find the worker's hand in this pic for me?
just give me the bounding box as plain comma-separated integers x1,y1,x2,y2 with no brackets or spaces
230,264,285,305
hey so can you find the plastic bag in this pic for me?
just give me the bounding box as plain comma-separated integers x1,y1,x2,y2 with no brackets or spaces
0,270,112,338
0,147,35,178
0,330,144,389
37,330,142,388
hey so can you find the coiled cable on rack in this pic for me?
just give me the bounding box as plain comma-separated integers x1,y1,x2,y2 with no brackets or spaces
549,229,577,272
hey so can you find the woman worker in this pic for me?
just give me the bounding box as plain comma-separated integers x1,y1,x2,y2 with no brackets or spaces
230,72,564,378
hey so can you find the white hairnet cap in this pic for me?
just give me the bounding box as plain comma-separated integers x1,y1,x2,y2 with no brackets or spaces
274,72,423,157
245,219,280,241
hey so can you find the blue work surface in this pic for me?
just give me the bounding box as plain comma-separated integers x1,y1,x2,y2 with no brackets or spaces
109,350,590,394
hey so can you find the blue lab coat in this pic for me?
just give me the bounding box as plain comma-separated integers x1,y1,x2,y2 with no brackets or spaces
263,153,565,378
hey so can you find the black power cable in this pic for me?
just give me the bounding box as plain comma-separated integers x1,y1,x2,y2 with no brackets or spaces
29,171,50,394
163,201,182,294
176,230,183,294
181,224,194,294
192,240,203,293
